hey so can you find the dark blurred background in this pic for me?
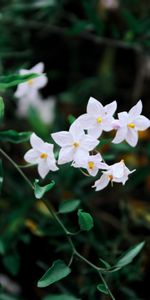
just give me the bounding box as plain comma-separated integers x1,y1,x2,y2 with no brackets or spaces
0,1,150,299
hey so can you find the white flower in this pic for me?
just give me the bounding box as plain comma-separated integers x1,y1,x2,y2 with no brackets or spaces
15,62,48,98
93,160,135,191
72,153,107,177
112,100,150,147
24,133,58,179
77,97,117,138
17,91,55,125
51,120,99,165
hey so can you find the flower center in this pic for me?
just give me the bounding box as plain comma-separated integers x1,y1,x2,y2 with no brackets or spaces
128,123,135,129
40,153,48,159
108,175,113,181
96,117,102,124
88,161,94,170
73,142,80,148
28,79,34,86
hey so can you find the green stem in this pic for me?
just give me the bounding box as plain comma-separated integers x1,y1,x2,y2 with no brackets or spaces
99,272,116,300
0,147,115,299
0,148,33,190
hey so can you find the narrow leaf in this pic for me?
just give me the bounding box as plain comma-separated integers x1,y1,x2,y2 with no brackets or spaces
0,73,40,90
59,200,80,214
0,97,4,122
37,259,71,288
34,179,55,199
0,130,31,143
77,209,94,231
97,284,109,295
116,241,145,268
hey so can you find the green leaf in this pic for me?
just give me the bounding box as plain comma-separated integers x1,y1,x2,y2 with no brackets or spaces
43,294,80,300
68,115,76,125
0,294,19,300
3,253,20,276
0,97,4,122
59,199,80,214
0,130,31,143
0,159,3,194
37,259,71,288
77,209,94,231
34,179,55,199
0,73,40,90
97,284,109,295
99,259,111,269
115,241,145,268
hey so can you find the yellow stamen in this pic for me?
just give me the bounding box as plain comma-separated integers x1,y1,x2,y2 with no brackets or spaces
88,161,94,170
128,123,135,129
108,175,113,181
40,153,48,159
97,117,102,124
73,142,80,148
28,79,34,86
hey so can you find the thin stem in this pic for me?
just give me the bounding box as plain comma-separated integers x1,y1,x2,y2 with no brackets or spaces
99,272,116,300
0,148,33,190
0,147,114,299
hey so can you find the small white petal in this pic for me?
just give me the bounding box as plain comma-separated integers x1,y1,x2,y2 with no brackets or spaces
112,128,127,144
69,121,84,141
34,75,48,89
77,114,95,129
88,125,103,138
111,162,124,178
58,147,74,164
42,142,53,154
134,115,150,131
126,129,138,147
88,167,99,177
74,149,88,165
31,62,44,74
93,173,110,191
24,149,39,164
81,135,99,151
15,83,28,98
102,116,114,131
30,133,44,151
87,97,104,115
38,160,49,179
47,158,59,171
118,112,129,125
129,100,142,118
51,132,73,147
104,101,117,115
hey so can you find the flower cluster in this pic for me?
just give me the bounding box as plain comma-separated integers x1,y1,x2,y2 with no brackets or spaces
24,97,150,191
15,62,55,125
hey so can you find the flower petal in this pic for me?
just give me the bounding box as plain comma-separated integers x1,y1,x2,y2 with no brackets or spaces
134,115,150,131
51,131,73,147
47,158,59,171
69,121,84,141
102,116,114,131
104,101,117,115
34,75,48,89
111,161,124,178
81,135,99,151
88,125,103,138
15,83,28,98
38,160,49,179
87,97,104,116
129,100,142,118
30,133,44,151
126,129,138,147
77,114,95,129
31,62,44,74
73,149,88,165
93,173,110,191
58,147,74,164
112,128,127,144
118,111,129,125
24,149,39,164
88,167,99,177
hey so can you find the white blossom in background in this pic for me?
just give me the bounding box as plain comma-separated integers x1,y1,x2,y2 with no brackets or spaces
77,97,117,138
16,91,55,125
112,100,150,147
93,160,135,191
72,153,107,177
15,62,48,98
51,120,99,165
100,0,119,10
24,133,58,179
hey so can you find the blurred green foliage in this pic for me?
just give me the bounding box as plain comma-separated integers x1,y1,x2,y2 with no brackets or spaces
0,0,150,299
